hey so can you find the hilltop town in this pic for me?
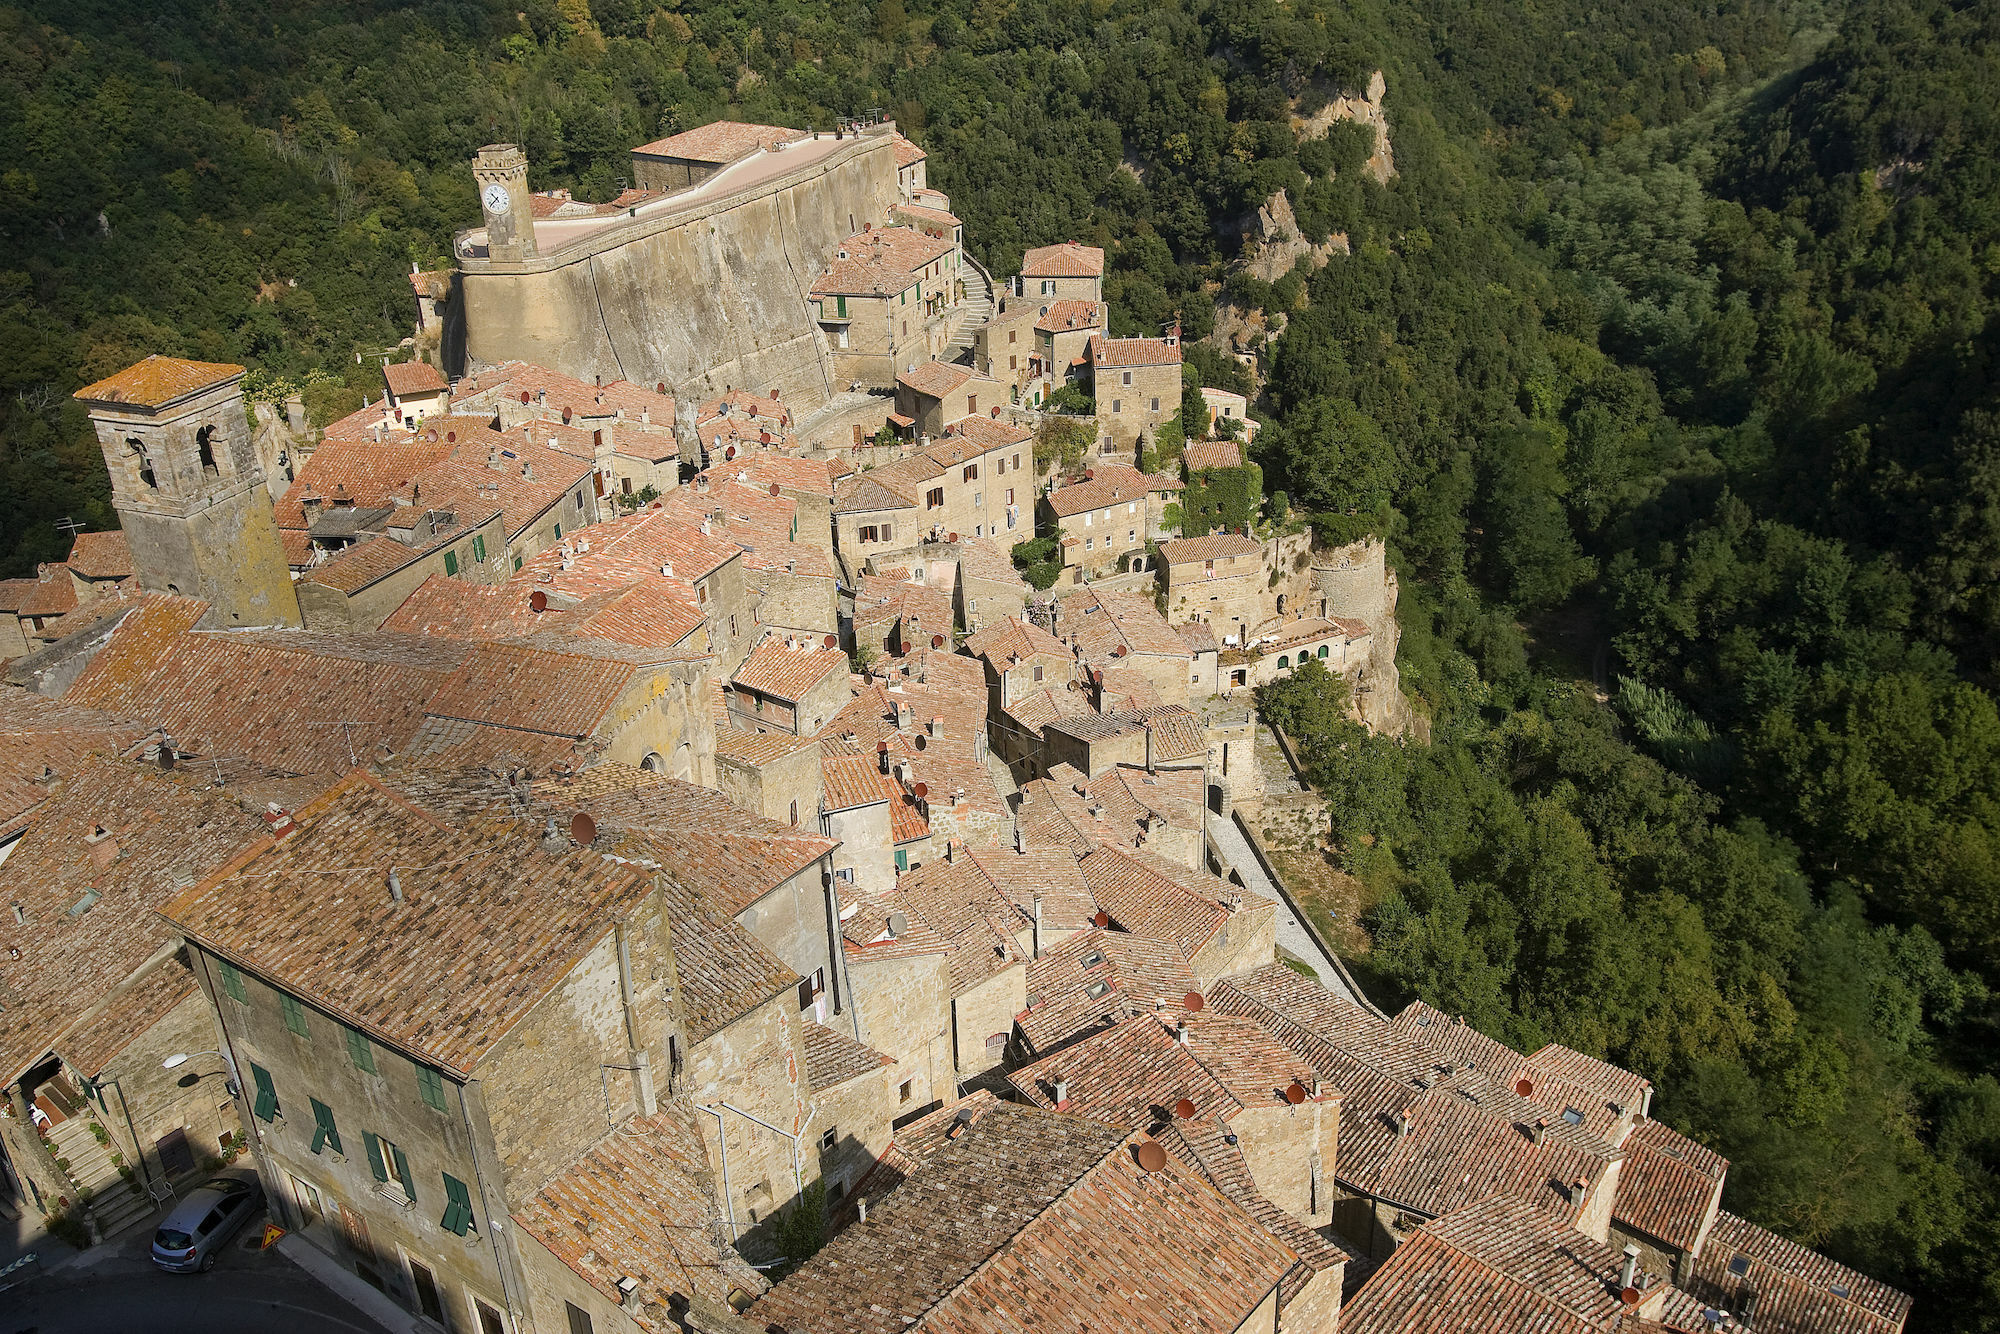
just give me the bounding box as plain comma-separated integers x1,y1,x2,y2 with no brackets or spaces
0,117,1906,1334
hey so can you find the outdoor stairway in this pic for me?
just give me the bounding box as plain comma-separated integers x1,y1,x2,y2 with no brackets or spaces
942,257,995,361
45,1113,152,1238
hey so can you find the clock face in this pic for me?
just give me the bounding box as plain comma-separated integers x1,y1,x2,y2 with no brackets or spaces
482,182,511,215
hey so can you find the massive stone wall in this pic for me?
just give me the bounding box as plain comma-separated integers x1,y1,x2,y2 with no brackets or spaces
459,136,900,410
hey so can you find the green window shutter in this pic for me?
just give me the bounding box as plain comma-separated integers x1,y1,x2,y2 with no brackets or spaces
895,848,909,872
443,549,459,577
553,522,562,540
512,554,523,572
472,535,487,563
836,295,847,318
250,1064,278,1122
364,1130,388,1183
218,961,247,1004
440,1173,475,1236
417,1066,447,1113
344,1026,376,1074
309,1098,342,1156
391,1144,414,1200
280,993,309,1039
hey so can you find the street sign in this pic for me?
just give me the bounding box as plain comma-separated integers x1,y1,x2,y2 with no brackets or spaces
259,1223,287,1249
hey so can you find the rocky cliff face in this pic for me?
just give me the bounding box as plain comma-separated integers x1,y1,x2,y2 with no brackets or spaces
1296,69,1395,184
1312,538,1420,739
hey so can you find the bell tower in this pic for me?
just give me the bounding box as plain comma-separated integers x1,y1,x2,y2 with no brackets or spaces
472,144,538,263
74,355,302,628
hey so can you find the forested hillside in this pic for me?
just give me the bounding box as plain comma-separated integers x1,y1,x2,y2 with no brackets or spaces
1,0,1996,1326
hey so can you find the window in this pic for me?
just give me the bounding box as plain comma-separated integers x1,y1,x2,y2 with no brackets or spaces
196,425,219,476
1009,355,1018,370
364,1131,415,1201
127,439,157,489
308,1098,342,1155
1006,487,1015,505
1121,371,1133,386
967,396,977,415
1317,645,1329,659
1082,511,1092,527
973,492,983,507
1128,530,1137,543
1561,1107,1585,1126
881,523,893,541
408,1259,445,1323
894,848,909,872
836,295,848,318
1080,949,1105,969
249,1063,279,1122
1277,655,1289,669
1111,399,1121,413
344,1026,376,1074
963,464,978,482
281,993,309,1039
1128,502,1137,515
1041,280,1055,295
899,1079,914,1104
858,525,877,543
512,554,523,572
217,961,247,1004
443,550,459,577
1085,537,1094,551
790,799,800,826
417,1065,447,1113
1727,1256,1752,1278
820,1126,838,1152
440,1173,476,1236
1150,397,1160,412
471,535,487,563
1032,665,1043,682
574,489,584,509
1085,979,1111,999
552,522,562,540
926,488,944,510
1009,330,1017,344
475,1299,507,1334
566,1302,595,1334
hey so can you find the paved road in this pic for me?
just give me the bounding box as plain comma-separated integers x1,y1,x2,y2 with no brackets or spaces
3,1198,391,1334
1207,811,1354,1003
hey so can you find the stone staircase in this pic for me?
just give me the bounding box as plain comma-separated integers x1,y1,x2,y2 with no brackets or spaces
942,256,995,362
45,1114,153,1239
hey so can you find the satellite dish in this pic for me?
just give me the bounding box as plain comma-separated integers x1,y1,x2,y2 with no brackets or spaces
1183,991,1205,1012
1134,1141,1168,1173
725,445,737,460
157,745,176,770
530,590,548,613
570,812,597,846
1514,1077,1534,1099
825,634,838,649
948,532,959,543
913,782,928,800
770,483,782,496
1093,910,1111,928
1285,1082,1309,1105
931,634,945,649
1620,1288,1643,1307
1172,1097,1197,1120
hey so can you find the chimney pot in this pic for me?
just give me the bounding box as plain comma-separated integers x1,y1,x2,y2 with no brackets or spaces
1619,1244,1640,1293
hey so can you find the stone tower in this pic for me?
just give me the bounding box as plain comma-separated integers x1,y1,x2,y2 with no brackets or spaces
73,355,302,628
472,144,538,262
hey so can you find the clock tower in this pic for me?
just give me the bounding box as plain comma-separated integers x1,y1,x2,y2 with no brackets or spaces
472,144,537,262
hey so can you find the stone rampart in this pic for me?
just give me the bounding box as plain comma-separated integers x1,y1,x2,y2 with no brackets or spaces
459,134,899,410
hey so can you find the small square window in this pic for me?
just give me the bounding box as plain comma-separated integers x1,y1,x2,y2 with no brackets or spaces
1728,1256,1751,1277
1085,980,1111,999
1561,1107,1585,1126
899,1080,914,1104
820,1126,838,1152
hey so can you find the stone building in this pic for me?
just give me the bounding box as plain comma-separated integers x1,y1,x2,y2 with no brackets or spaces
811,228,967,387
728,636,851,737
1085,331,1183,460
830,417,1033,582
629,121,806,191
891,362,1005,438
73,356,301,630
1039,463,1181,579
1013,242,1105,303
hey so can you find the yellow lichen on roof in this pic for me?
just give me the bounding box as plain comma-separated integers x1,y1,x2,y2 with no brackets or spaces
74,355,245,408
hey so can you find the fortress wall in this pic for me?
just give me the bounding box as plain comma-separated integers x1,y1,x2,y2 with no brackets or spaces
460,137,898,409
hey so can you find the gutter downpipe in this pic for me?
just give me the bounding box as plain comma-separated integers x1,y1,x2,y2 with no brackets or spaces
695,1103,741,1242
706,1101,816,1198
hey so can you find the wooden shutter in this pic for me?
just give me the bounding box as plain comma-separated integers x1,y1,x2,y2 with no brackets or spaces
250,1064,278,1122
364,1130,388,1183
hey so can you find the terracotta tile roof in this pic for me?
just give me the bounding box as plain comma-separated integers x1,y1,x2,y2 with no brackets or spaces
1017,928,1200,1056
895,360,977,400
964,616,1068,667
1090,334,1183,369
853,576,954,648
961,843,1095,941
893,201,960,228
7,567,78,619
382,574,706,652
394,434,592,541
1076,846,1232,963
1212,965,1622,1221
1182,441,1245,471
451,361,677,424
514,507,741,594
274,433,457,529
1613,1117,1727,1254
1007,1010,1318,1131
733,637,848,703
513,1107,760,1331
1156,1116,1351,1311
821,753,900,813
715,725,820,768
895,856,1026,994
1043,463,1175,518
74,355,243,408
840,886,953,962
816,678,1006,827
1162,533,1263,564
632,120,804,162
0,762,267,1082
1526,1043,1654,1122
300,516,495,595
163,774,669,1074
1688,1212,1910,1334
1056,588,1192,663
65,531,133,580
57,949,201,1078
65,600,468,778
951,535,1026,586
812,228,955,297
753,1101,1296,1334
1019,242,1105,278
701,453,842,500
890,133,927,168
1176,620,1221,654
1341,1193,1681,1334
423,642,637,739
1034,299,1104,333
697,388,790,426
0,688,151,838
833,472,919,515
383,361,448,397
802,1021,895,1092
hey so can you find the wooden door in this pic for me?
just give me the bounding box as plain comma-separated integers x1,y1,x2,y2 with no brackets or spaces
338,1203,372,1261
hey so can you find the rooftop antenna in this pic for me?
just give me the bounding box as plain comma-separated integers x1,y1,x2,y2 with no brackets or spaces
302,719,379,770
54,516,85,538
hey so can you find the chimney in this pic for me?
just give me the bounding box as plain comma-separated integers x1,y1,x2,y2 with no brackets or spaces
387,868,404,903
1176,1020,1191,1046
877,740,891,774
1144,723,1154,773
928,715,943,738
1053,1077,1070,1110
945,839,959,863
1568,1177,1588,1209
1394,1111,1412,1138
897,701,914,730
616,1277,640,1313
1032,893,1044,958
1527,1118,1548,1145
1619,1244,1640,1293
856,1197,868,1224
1015,824,1027,855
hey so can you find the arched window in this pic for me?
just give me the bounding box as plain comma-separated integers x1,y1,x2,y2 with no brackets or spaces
1317,645,1329,659
1277,655,1290,670
126,438,156,489
196,425,219,476
641,752,665,773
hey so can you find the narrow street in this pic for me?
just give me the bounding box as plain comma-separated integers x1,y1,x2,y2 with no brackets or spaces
1206,810,1355,1004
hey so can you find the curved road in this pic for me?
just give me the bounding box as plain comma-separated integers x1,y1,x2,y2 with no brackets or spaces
1206,811,1355,1004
